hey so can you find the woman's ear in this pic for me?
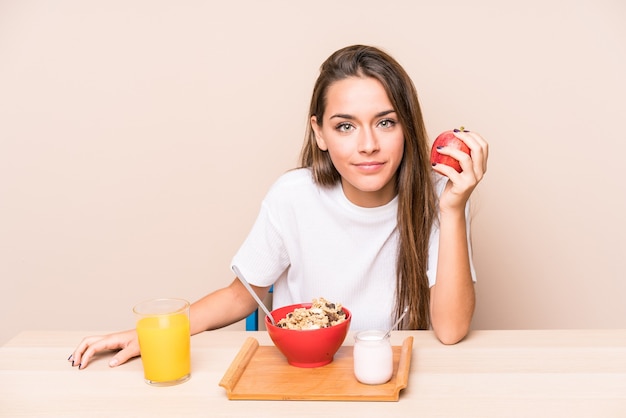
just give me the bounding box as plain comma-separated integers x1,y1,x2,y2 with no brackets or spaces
311,116,328,151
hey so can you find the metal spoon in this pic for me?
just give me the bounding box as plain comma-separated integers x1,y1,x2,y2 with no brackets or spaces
384,306,409,338
232,265,276,326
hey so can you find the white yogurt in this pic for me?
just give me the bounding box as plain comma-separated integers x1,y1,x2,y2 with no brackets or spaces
353,330,393,385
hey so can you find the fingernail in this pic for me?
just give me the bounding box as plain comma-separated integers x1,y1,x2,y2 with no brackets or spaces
67,354,73,361
453,129,460,132
436,145,443,150
78,363,83,370
109,358,119,367
71,360,75,367
431,162,437,167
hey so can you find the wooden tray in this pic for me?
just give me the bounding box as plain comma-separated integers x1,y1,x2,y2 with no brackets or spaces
219,336,413,401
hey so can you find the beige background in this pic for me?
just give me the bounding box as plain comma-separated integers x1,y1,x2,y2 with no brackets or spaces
1,0,625,345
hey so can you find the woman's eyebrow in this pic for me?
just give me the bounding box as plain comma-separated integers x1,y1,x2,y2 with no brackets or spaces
329,109,396,120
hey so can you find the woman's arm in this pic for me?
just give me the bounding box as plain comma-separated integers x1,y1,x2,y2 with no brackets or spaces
189,278,268,335
429,208,476,344
429,130,488,344
69,278,270,369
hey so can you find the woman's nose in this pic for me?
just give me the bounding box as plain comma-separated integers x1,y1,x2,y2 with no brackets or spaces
358,128,379,153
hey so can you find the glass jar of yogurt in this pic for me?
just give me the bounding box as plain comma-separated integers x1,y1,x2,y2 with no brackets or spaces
353,330,393,385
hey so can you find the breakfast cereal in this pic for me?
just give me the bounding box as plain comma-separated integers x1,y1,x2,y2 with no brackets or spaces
277,297,346,330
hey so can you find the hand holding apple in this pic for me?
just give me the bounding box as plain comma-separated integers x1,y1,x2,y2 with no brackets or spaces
430,127,471,173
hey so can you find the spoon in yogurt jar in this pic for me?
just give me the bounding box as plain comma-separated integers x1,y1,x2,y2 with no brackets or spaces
383,306,409,338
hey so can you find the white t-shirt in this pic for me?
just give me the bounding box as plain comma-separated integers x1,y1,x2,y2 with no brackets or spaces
231,168,475,331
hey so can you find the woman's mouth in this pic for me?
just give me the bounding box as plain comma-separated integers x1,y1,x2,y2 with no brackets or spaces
354,161,384,172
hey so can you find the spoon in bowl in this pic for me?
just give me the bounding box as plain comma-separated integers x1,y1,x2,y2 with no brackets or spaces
232,265,276,326
384,306,409,338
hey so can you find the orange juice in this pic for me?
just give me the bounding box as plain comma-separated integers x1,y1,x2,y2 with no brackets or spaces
134,299,191,385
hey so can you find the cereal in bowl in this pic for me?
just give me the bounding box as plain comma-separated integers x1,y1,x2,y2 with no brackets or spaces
277,297,346,330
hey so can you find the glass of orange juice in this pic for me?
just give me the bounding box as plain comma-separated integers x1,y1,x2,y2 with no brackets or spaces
133,298,191,386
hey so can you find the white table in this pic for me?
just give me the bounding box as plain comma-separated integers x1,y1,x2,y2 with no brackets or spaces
1,329,625,417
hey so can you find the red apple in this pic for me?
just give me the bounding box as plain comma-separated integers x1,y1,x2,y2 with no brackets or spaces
430,128,471,173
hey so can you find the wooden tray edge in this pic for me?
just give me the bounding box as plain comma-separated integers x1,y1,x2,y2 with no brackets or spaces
393,336,414,397
218,337,259,397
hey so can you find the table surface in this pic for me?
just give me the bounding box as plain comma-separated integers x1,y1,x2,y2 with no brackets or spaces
1,329,625,417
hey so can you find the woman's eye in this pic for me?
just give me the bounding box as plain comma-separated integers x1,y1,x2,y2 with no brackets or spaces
336,123,354,133
378,119,396,129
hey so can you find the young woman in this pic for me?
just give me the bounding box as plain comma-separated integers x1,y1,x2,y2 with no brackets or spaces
69,44,488,369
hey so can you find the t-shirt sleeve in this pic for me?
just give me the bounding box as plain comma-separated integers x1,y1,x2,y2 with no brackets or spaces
230,199,290,288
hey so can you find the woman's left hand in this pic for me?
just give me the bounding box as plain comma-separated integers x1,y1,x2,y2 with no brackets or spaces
431,129,489,213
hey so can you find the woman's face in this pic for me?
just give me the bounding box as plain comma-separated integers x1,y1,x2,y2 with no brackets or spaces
311,76,404,208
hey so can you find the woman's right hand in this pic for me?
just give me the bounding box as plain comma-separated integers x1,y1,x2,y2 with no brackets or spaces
68,329,140,370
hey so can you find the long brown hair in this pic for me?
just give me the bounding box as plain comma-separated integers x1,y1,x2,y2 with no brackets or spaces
299,45,437,329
